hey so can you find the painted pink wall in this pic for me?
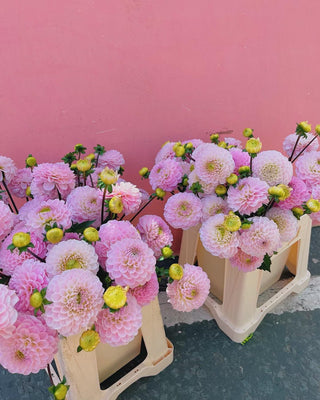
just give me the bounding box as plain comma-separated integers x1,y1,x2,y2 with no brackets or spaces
1,0,320,248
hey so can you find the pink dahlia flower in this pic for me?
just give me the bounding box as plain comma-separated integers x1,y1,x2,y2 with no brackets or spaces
283,132,319,158
18,197,46,221
129,272,159,306
240,216,281,257
44,269,104,336
97,149,125,170
295,151,320,186
155,142,176,163
0,156,17,183
0,284,18,339
149,159,184,191
7,168,32,198
266,208,298,243
66,186,102,228
199,214,240,258
95,220,140,268
193,143,235,185
164,192,202,230
188,170,216,196
224,137,243,148
227,177,269,215
0,201,16,241
106,238,156,288
277,177,310,210
9,260,49,314
0,314,58,375
166,264,210,312
137,215,173,257
30,162,75,200
96,293,142,347
229,248,263,272
107,181,142,215
45,239,99,277
252,150,293,186
229,148,250,172
201,194,229,222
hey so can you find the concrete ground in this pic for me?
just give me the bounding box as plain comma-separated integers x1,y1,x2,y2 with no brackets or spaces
1,227,320,400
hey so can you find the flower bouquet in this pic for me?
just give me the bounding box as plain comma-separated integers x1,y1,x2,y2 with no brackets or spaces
141,122,320,341
0,144,210,399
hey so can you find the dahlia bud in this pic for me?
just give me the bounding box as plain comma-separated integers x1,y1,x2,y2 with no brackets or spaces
109,196,123,214
169,263,184,280
245,138,262,154
83,227,99,242
30,291,43,309
298,121,312,133
12,232,31,248
218,141,227,149
172,142,182,152
215,185,227,196
292,207,304,218
243,128,253,138
315,125,320,136
161,246,173,258
277,184,292,201
103,285,128,310
53,384,69,400
46,228,64,244
100,167,118,185
26,155,37,167
86,153,95,161
185,142,194,150
238,166,250,174
174,145,185,157
268,186,285,199
76,159,91,172
139,167,149,177
226,174,238,185
155,188,166,199
79,329,100,352
25,186,32,197
210,133,219,142
306,199,320,213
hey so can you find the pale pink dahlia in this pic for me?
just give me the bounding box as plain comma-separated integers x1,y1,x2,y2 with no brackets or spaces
137,215,173,257
106,238,156,288
227,177,269,215
252,151,293,186
95,220,140,268
9,260,49,314
201,194,229,222
239,217,281,257
199,214,240,258
188,170,216,196
266,208,298,243
46,232,80,252
0,314,58,375
164,192,202,230
95,293,142,347
0,201,16,241
295,151,320,186
224,137,243,148
0,284,18,339
229,248,263,272
30,162,75,199
18,197,47,221
149,159,184,191
45,239,99,277
107,181,142,215
229,148,250,172
283,132,319,158
97,149,125,170
166,264,210,312
155,142,176,163
0,156,17,183
129,272,159,306
8,168,33,198
44,269,104,336
277,177,310,210
66,186,102,227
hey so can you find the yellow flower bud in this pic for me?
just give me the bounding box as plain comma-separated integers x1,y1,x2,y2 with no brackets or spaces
210,133,219,141
245,138,262,154
277,184,292,201
12,232,31,248
155,188,166,198
182,177,188,186
86,153,95,161
215,185,227,196
238,166,250,174
315,125,320,135
226,174,238,185
83,227,99,242
189,164,195,172
100,167,118,185
292,207,304,217
172,142,182,152
139,167,149,177
26,156,37,167
224,212,241,232
185,142,193,150
306,198,320,213
26,186,32,197
298,121,311,133
161,246,173,258
46,228,64,244
241,223,252,230
74,143,84,151
104,285,128,309
218,141,227,149
268,186,285,198
169,263,184,280
54,384,68,400
30,292,43,309
79,329,100,352
243,128,253,137
174,145,185,157
70,163,77,170
109,196,123,214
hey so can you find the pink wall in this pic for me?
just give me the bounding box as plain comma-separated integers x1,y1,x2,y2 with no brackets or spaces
1,0,320,247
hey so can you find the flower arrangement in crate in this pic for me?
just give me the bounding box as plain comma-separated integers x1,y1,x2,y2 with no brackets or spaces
141,121,320,273
0,144,210,399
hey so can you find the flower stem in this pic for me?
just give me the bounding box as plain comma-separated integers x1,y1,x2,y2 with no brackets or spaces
130,196,155,223
250,156,253,176
291,135,318,163
47,364,55,387
89,174,94,188
57,189,62,201
288,135,301,161
101,186,107,224
27,249,45,263
1,172,18,214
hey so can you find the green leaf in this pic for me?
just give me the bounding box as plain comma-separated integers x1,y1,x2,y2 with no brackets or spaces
77,346,83,353
65,220,95,234
258,254,272,272
7,244,16,252
94,144,106,155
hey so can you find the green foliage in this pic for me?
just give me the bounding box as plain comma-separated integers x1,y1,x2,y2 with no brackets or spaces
258,253,272,272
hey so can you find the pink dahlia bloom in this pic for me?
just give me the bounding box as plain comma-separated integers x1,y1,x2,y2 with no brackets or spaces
188,170,216,196
0,156,17,183
97,150,125,170
21,198,72,234
166,264,210,312
266,208,298,243
277,177,310,210
227,177,269,215
45,239,99,277
0,201,16,241
224,137,243,148
66,186,102,228
129,272,159,306
137,215,173,257
9,260,49,314
283,132,319,158
155,142,176,163
149,159,184,191
0,314,58,375
229,248,263,272
0,284,18,339
193,143,235,185
164,192,202,230
96,293,142,347
18,197,46,221
295,151,320,186
30,162,75,200
199,214,240,258
7,168,32,198
106,238,156,288
201,194,229,222
95,220,140,268
229,148,250,172
44,269,104,336
107,181,142,215
240,216,281,257
252,150,293,186
46,232,80,252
